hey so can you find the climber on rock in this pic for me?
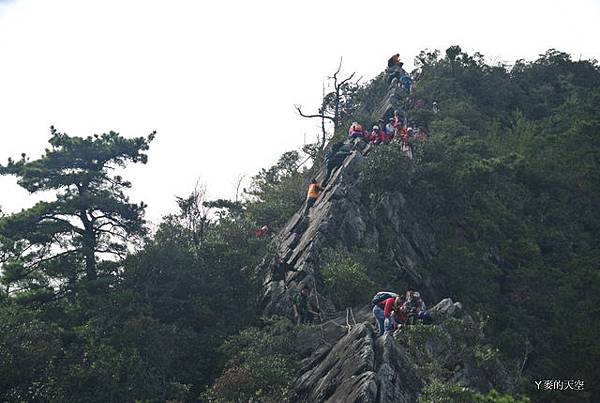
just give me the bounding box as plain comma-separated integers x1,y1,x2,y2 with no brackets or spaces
348,122,365,140
271,255,295,284
403,291,432,324
323,142,352,186
293,284,320,325
370,125,386,144
372,291,405,336
302,178,324,216
387,53,401,68
392,110,405,129
385,120,396,142
387,54,407,84
400,75,413,93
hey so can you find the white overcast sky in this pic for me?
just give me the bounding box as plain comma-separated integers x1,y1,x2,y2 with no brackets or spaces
1,0,599,224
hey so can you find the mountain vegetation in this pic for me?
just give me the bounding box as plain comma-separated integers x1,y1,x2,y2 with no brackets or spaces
1,46,598,402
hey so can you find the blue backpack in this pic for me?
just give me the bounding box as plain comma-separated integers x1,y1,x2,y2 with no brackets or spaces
371,291,399,308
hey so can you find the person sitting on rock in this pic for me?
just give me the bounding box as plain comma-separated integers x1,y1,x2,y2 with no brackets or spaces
302,178,324,216
387,55,407,84
370,125,386,144
348,122,365,140
387,53,401,68
373,294,404,336
293,284,320,325
385,120,396,143
323,142,352,186
403,291,432,324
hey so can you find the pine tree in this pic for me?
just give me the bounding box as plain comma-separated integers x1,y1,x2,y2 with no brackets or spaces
0,127,155,298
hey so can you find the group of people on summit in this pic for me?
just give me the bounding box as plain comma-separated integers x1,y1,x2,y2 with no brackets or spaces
347,113,427,148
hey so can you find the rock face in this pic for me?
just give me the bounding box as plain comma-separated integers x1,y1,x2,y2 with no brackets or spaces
260,134,437,318
255,86,508,402
285,300,505,403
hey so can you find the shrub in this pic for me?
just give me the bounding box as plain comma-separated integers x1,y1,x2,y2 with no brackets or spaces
321,251,375,309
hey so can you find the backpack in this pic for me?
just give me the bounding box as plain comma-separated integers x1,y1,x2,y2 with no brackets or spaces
387,57,394,68
371,291,399,308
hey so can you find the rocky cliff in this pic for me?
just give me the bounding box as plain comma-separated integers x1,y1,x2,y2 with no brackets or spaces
255,85,510,402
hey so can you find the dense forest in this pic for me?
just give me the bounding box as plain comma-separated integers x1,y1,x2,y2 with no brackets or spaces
1,47,598,402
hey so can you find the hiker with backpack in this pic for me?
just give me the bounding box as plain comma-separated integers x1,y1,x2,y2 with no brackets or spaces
323,142,352,186
348,122,365,140
371,291,405,336
293,284,320,325
302,178,323,216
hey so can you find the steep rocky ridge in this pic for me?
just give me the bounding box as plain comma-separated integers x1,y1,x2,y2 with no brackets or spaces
255,85,510,402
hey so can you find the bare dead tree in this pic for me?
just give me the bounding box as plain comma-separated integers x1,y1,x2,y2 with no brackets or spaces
176,180,210,250
294,57,359,150
233,174,246,203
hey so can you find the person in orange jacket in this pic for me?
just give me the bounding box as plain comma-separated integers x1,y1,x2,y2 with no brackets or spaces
302,178,323,216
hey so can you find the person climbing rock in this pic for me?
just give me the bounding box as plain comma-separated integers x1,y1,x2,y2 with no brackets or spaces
385,120,396,142
432,101,439,114
387,53,401,68
323,142,352,186
371,125,387,145
293,284,320,325
302,178,323,216
348,122,365,140
392,110,405,129
271,255,295,283
403,291,432,324
371,291,404,336
399,75,413,93
387,54,407,83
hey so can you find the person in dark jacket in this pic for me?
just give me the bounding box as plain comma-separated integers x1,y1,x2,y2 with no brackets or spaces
323,142,352,186
293,284,320,325
403,291,432,324
271,256,295,282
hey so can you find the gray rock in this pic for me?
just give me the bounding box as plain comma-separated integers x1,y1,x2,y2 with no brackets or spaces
252,93,508,401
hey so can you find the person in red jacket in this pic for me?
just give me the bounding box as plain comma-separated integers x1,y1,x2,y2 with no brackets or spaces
348,122,365,140
373,295,404,336
255,225,269,238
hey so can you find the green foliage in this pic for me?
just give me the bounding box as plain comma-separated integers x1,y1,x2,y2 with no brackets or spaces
205,317,299,402
321,249,376,309
244,150,308,230
363,46,600,399
419,381,530,403
0,127,154,293
359,142,413,195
